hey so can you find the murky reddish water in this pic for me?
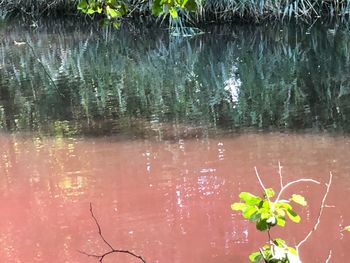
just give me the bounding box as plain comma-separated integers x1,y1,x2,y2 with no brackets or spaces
0,132,350,262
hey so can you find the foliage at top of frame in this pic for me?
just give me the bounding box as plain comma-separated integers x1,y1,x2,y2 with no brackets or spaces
77,0,202,28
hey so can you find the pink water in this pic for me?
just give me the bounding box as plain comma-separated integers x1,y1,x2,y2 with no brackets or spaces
0,132,349,262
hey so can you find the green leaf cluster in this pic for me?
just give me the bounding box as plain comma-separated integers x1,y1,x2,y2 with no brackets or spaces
77,0,201,25
231,189,305,232
77,0,128,28
231,188,307,262
249,238,299,263
152,0,200,18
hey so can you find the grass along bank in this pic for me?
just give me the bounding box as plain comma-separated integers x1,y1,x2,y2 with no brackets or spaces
1,0,350,23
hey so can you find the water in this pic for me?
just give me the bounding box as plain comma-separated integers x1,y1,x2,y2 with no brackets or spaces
1,19,350,262
1,20,350,136
0,133,350,262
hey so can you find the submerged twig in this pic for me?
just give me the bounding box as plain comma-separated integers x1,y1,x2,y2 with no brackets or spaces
79,203,147,263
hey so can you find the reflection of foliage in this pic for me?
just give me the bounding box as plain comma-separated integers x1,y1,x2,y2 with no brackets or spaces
1,21,350,137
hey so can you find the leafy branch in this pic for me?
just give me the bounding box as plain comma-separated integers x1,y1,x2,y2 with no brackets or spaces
77,0,202,30
77,0,129,28
232,163,333,263
79,203,147,263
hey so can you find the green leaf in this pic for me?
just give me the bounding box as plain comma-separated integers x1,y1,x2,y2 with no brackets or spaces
112,21,121,28
169,7,178,18
107,6,120,18
260,209,272,220
242,206,258,220
260,199,270,209
286,208,301,223
256,219,269,231
343,226,350,232
152,0,163,16
287,246,298,255
276,215,286,227
77,0,88,11
275,207,286,217
181,0,189,8
273,238,286,246
120,3,128,14
278,202,292,211
231,202,247,211
265,188,275,198
239,192,262,205
291,194,307,206
86,8,96,15
249,251,262,263
184,0,197,11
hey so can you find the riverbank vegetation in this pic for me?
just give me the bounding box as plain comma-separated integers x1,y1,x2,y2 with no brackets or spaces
1,0,350,24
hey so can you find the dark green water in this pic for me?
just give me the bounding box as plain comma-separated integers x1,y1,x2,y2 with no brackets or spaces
1,20,350,138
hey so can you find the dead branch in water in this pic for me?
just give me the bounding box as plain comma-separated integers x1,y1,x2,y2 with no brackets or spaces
79,203,147,263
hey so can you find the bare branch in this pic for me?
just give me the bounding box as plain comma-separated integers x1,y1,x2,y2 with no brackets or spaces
325,250,332,263
80,203,147,263
254,167,271,202
296,172,333,253
78,250,102,259
254,166,267,191
278,161,283,189
89,203,114,251
274,178,320,204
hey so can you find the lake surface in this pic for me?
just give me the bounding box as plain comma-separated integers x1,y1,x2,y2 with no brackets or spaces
0,133,350,262
1,19,350,262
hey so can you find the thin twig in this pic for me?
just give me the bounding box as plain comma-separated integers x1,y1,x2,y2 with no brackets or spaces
254,166,267,191
274,178,320,204
80,248,147,263
254,166,270,202
89,203,114,251
325,250,332,263
267,229,272,242
79,203,147,263
296,173,333,253
278,161,283,189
